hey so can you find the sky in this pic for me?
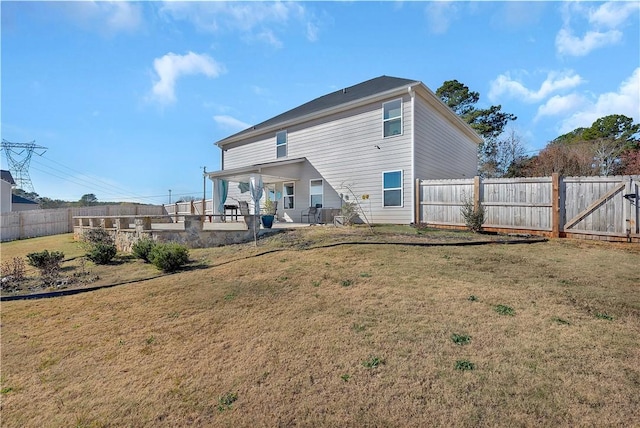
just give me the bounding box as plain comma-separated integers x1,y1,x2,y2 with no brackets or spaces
1,1,639,204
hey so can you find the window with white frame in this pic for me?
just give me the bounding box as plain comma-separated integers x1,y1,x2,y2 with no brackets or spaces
382,170,403,207
383,99,402,137
276,130,287,158
309,179,323,208
283,182,295,209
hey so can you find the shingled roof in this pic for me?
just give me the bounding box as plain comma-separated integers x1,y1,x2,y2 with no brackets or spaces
1,169,16,185
217,75,419,146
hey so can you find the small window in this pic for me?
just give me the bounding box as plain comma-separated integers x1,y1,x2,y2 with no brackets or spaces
383,170,403,207
276,131,287,158
283,182,295,209
383,99,402,137
310,179,323,208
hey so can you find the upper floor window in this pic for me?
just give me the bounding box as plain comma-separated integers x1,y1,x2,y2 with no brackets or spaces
383,170,403,207
383,99,402,137
276,131,287,158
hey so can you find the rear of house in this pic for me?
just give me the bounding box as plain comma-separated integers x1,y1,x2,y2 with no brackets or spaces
209,76,481,224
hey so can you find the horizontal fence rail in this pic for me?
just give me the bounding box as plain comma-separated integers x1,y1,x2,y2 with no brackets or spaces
417,174,639,242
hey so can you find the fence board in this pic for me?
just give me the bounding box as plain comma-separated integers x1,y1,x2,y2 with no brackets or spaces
1,205,166,242
418,175,639,242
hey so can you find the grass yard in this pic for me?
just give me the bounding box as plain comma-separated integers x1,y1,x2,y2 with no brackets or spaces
1,228,639,427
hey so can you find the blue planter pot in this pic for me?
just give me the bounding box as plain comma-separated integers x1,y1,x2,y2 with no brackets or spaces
261,215,274,228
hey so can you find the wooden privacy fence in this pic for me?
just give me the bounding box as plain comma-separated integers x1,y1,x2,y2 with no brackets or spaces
163,199,213,222
416,174,640,242
1,205,165,242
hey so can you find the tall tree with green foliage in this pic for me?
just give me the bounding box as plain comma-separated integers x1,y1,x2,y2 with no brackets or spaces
79,193,98,206
436,80,517,177
547,114,639,175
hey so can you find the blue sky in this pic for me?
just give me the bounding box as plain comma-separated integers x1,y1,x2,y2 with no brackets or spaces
2,1,639,204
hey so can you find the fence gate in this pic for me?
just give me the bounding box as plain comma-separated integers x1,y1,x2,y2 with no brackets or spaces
562,176,639,241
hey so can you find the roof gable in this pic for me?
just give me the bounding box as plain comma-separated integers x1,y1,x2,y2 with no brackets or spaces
1,170,16,185
217,76,418,146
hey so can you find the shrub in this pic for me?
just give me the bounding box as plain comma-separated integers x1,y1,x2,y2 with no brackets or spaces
460,194,485,233
1,257,27,291
82,227,114,246
132,238,156,262
1,257,26,282
26,250,64,285
149,243,189,272
340,201,359,226
86,243,117,264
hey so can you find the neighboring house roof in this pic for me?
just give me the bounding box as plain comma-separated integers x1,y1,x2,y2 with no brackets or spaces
216,75,481,147
12,194,39,205
1,170,16,185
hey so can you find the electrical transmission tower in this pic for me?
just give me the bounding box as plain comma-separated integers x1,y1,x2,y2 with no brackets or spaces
1,139,48,193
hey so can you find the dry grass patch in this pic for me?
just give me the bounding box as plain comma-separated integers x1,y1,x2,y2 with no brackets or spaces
1,231,639,426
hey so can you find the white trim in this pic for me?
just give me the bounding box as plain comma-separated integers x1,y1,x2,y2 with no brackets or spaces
382,169,403,208
409,87,416,223
382,98,403,138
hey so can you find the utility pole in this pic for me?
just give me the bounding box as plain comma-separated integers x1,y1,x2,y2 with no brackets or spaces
201,166,207,217
168,189,172,204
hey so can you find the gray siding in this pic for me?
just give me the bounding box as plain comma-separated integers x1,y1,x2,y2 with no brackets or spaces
223,95,414,224
221,91,479,224
414,96,478,180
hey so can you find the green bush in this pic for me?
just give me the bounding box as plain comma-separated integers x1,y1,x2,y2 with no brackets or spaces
26,250,64,271
149,243,189,272
86,243,117,264
132,238,156,263
26,250,64,285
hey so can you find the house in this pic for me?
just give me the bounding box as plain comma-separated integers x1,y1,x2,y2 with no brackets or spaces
11,194,41,211
207,76,482,224
1,170,16,213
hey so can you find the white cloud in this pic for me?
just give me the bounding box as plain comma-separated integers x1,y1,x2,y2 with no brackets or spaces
555,28,622,57
159,2,319,45
59,1,143,34
555,1,638,57
254,30,283,49
589,2,640,28
489,70,584,103
425,2,459,34
213,115,250,132
150,52,225,104
535,94,587,121
558,68,640,133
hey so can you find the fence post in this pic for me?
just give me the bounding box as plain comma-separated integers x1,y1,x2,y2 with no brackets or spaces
473,176,481,211
551,173,560,238
414,178,420,225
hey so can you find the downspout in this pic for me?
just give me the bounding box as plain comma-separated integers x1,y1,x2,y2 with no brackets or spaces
408,86,416,224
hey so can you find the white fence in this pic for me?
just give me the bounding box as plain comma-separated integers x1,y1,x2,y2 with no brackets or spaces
417,175,640,242
1,205,165,242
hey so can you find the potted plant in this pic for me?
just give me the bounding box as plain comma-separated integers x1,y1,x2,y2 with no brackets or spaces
261,199,276,228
